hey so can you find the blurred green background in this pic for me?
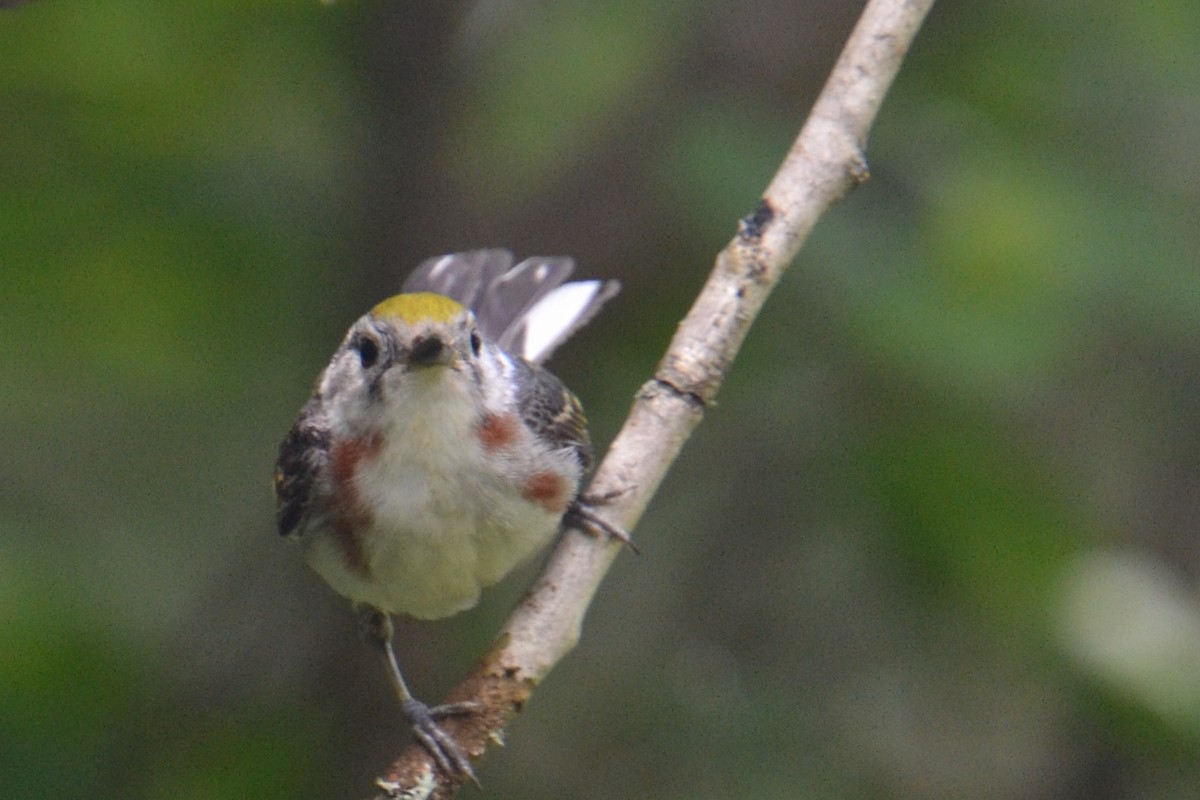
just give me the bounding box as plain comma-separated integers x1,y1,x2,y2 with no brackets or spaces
3,1,1200,798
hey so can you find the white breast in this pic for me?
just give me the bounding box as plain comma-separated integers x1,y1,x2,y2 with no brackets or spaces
305,368,564,619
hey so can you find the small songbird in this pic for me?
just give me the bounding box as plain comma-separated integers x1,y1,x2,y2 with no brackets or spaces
274,250,619,781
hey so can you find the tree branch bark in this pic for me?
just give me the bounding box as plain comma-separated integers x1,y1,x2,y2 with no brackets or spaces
373,0,936,795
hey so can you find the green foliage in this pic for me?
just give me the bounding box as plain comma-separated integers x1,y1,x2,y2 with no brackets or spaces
4,0,1200,797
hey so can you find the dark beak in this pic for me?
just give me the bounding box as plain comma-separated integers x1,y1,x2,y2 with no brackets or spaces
408,335,448,367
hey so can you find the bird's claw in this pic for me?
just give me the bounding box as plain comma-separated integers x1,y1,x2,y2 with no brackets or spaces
402,698,481,787
566,491,638,553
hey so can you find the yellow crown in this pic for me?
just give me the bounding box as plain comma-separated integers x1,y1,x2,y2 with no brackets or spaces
372,293,465,325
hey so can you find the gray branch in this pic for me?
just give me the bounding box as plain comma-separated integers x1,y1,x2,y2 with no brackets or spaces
373,0,937,795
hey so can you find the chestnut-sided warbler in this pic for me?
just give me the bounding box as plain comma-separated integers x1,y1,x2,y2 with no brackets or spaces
274,250,619,782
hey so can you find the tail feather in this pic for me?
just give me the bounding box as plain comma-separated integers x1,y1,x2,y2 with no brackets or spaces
403,250,515,310
402,250,619,364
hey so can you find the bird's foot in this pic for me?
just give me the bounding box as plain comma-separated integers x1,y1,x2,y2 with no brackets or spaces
566,491,638,553
402,697,481,787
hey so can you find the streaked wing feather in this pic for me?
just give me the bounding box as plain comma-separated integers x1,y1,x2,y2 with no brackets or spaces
514,359,593,471
274,398,330,538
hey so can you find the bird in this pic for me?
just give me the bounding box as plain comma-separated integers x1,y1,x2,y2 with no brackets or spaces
274,249,620,782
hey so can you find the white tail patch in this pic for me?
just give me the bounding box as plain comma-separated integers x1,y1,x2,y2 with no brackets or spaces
520,281,603,363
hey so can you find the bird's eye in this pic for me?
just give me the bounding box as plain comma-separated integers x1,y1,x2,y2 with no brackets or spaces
353,334,380,369
469,330,483,357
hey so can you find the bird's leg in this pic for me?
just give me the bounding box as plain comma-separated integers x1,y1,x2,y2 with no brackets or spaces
356,605,480,786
